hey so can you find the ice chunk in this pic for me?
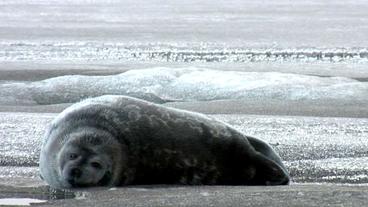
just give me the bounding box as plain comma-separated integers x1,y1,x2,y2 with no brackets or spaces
0,67,367,105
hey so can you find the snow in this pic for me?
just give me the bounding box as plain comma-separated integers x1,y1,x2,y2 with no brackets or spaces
1,67,367,105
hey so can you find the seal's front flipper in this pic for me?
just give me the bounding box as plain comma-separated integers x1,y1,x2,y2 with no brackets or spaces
250,152,290,185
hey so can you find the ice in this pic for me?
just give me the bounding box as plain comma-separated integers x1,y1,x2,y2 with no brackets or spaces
1,67,367,105
1,41,368,63
1,0,368,48
0,198,46,206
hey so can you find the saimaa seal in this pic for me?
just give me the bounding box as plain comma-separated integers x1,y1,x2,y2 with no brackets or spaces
39,95,290,188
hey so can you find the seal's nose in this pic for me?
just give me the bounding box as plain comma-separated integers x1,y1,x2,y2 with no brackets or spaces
70,168,82,178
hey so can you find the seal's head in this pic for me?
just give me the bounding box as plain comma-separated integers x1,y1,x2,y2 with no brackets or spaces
40,127,125,189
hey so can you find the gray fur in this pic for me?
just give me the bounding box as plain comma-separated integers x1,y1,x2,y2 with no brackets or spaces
39,95,290,188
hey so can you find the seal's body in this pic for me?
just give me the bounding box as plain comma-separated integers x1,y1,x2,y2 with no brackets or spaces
39,95,289,188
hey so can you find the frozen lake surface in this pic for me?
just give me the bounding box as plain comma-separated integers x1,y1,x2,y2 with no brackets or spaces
0,0,368,193
2,0,368,68
1,0,368,48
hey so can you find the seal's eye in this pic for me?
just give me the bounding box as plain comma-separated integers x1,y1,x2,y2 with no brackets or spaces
91,162,102,169
69,153,78,160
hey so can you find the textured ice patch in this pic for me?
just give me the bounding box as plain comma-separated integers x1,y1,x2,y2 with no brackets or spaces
287,157,368,184
1,41,368,63
0,67,367,105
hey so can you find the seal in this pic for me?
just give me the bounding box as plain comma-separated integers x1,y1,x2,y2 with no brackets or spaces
39,95,290,188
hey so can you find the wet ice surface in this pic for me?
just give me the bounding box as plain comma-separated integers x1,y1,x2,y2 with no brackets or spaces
2,0,368,75
1,112,367,184
1,0,368,48
1,67,367,106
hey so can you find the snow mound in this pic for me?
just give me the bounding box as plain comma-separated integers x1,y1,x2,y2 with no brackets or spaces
1,67,367,105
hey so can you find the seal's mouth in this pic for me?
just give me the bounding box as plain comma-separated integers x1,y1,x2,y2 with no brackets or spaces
97,171,112,186
67,171,112,188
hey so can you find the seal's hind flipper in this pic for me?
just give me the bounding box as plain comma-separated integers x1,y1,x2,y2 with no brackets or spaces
250,152,290,185
247,136,288,172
